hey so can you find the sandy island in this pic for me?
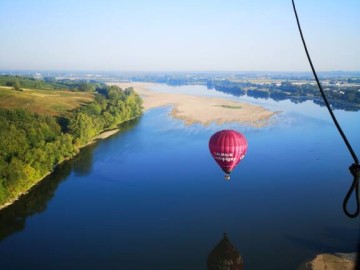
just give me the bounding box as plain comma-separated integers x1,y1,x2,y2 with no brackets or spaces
109,82,277,127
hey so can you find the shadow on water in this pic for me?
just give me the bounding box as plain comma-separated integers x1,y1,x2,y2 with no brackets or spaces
72,118,140,177
0,163,72,242
0,118,140,243
71,143,97,176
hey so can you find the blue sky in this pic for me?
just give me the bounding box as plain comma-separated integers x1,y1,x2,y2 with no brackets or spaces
0,0,359,71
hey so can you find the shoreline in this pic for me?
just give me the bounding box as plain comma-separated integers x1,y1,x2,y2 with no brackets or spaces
109,82,278,127
0,125,123,211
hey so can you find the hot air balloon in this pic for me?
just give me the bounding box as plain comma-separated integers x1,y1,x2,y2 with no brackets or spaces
209,130,248,180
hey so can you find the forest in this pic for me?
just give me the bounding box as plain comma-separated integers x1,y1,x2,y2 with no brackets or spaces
0,81,142,207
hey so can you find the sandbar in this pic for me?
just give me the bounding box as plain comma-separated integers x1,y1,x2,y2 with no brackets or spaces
93,129,120,140
108,82,277,127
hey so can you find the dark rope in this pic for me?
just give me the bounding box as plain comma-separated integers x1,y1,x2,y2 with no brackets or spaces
343,164,360,218
291,0,359,218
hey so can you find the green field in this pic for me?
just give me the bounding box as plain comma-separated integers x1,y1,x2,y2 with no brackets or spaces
0,86,94,116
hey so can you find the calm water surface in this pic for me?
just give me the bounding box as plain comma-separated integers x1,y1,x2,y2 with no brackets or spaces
0,84,359,269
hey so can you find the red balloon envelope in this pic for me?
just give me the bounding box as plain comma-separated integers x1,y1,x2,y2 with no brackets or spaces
209,130,248,179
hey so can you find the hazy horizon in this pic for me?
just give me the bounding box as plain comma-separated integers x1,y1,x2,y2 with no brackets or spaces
1,0,359,72
1,69,360,74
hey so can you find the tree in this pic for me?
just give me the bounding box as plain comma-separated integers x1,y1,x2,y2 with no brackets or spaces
13,80,22,91
79,83,95,92
68,112,97,145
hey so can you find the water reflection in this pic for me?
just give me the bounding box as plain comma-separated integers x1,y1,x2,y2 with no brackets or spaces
72,118,140,177
211,85,360,111
207,233,244,270
72,144,97,176
0,118,140,242
312,99,360,111
0,163,71,242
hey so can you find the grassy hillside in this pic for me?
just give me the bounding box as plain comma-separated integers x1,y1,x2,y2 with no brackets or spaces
0,86,94,116
0,75,90,90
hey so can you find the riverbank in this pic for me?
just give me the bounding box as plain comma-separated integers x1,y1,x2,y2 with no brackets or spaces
0,83,142,211
108,82,277,127
0,126,123,211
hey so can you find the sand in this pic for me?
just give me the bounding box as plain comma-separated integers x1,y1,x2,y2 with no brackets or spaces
300,253,356,270
109,82,277,127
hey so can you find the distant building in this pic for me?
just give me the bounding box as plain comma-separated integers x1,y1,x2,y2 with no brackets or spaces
34,72,42,79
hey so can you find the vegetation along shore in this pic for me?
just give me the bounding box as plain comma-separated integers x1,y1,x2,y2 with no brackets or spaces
0,75,142,209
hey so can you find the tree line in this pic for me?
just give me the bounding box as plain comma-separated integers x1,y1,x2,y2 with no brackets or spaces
0,85,142,207
0,75,103,92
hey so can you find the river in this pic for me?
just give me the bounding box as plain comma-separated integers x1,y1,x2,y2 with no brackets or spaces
0,84,359,269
